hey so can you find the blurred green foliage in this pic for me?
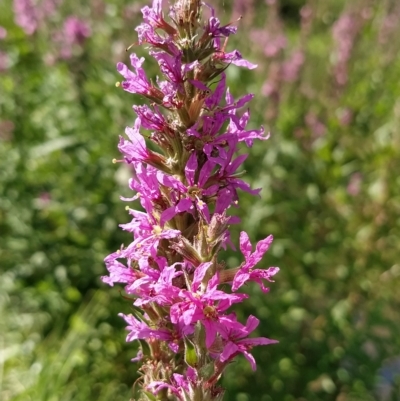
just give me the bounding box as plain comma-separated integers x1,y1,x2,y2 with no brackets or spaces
1,0,399,400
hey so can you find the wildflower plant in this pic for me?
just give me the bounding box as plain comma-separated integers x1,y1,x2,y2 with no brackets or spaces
103,0,279,399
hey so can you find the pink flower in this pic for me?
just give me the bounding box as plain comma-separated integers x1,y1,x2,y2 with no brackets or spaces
170,273,247,348
232,232,279,292
219,315,278,370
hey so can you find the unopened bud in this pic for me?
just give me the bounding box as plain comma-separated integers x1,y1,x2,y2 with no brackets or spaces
173,0,201,32
207,212,230,243
170,235,203,267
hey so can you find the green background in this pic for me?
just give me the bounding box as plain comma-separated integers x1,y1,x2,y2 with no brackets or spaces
1,0,399,400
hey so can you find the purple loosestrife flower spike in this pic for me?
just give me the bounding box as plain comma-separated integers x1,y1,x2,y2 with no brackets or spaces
104,1,279,399
13,0,38,35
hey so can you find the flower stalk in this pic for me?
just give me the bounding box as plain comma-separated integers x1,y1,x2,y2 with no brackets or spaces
103,1,279,399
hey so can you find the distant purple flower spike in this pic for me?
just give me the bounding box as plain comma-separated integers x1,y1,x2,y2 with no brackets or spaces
13,0,38,35
63,16,91,45
57,16,91,59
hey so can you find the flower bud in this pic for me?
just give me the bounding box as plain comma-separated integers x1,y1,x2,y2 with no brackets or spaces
173,0,202,31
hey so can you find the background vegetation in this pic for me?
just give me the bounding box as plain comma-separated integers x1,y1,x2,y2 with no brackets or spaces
1,0,399,400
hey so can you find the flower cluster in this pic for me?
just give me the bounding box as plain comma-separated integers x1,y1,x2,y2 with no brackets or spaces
332,12,362,86
13,0,38,35
11,0,90,61
13,0,62,35
103,1,279,399
56,16,91,59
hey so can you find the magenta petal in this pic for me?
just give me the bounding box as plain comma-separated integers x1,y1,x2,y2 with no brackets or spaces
182,305,196,325
189,79,209,91
175,198,193,213
203,319,218,348
239,231,252,258
206,73,226,109
192,262,213,291
232,270,249,291
160,205,178,226
231,58,258,69
117,62,129,77
255,235,274,255
199,160,215,186
243,351,257,371
242,337,279,347
157,171,186,192
245,315,260,333
185,153,198,185
220,342,239,361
